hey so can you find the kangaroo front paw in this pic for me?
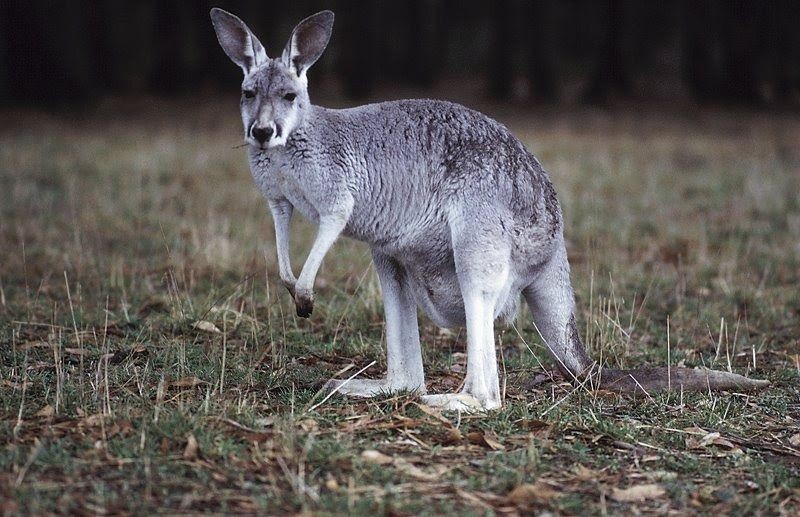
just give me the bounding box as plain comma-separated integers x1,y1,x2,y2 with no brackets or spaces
294,288,314,318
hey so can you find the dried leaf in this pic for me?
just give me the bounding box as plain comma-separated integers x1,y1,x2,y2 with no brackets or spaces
17,341,49,351
254,416,276,428
298,418,318,432
183,433,199,461
522,419,553,437
686,431,735,450
64,347,90,356
683,426,707,435
361,449,393,465
193,320,221,333
394,458,439,481
610,484,666,502
81,413,108,426
325,475,339,491
466,429,505,451
508,482,559,505
415,402,454,427
170,377,206,389
574,464,599,481
35,404,54,417
526,373,552,387
159,438,171,455
1,379,27,389
521,419,549,431
108,346,148,365
443,427,463,445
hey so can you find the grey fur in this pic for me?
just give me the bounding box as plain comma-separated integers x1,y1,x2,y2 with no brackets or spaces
211,9,769,411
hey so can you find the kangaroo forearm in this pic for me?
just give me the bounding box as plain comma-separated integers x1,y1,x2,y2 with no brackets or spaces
296,213,348,291
268,199,295,285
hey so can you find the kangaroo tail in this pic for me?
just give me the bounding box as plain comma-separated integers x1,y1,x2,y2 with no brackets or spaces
522,245,769,395
547,318,770,394
585,365,770,395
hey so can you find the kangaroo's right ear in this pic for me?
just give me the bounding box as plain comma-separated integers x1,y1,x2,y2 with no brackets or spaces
210,8,268,74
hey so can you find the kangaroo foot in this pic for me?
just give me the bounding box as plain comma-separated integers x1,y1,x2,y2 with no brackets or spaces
420,392,499,413
325,378,425,398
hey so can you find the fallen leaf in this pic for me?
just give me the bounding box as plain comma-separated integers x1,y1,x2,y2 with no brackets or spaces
789,434,800,447
64,348,90,356
183,433,199,460
442,427,463,445
394,458,439,481
137,298,169,316
522,419,553,437
610,484,666,502
17,341,49,351
686,431,735,450
526,373,553,387
35,404,54,417
107,346,148,364
361,450,393,465
159,437,171,455
170,377,206,389
325,475,339,491
193,320,221,333
415,402,454,427
254,416,276,428
508,482,559,505
1,379,28,389
81,413,108,426
298,419,318,432
521,419,549,431
574,464,599,481
466,429,505,451
683,426,707,434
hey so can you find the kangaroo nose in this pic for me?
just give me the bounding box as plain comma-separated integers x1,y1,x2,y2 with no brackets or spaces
252,126,273,144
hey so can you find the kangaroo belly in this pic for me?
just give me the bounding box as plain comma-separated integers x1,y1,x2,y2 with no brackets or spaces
404,261,466,328
394,248,521,329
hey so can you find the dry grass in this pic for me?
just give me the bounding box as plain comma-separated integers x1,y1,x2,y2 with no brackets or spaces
1,95,798,515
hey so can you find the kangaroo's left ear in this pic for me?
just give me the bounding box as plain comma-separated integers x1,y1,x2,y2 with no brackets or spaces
282,11,334,82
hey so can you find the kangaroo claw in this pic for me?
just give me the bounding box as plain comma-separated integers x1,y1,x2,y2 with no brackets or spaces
294,291,314,318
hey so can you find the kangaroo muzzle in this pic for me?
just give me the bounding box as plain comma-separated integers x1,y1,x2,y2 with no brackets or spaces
251,125,273,145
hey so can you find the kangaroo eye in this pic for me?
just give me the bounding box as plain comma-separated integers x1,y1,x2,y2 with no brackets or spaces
243,89,256,99
283,93,296,102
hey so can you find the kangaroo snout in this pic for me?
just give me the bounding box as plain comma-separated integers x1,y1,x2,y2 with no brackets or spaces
251,126,273,145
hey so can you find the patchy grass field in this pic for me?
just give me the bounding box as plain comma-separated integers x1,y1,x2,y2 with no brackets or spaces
1,96,798,515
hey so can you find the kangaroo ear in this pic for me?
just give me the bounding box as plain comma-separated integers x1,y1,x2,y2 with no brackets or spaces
282,11,334,81
210,8,268,74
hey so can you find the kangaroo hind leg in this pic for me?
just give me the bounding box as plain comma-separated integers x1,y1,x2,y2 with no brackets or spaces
326,250,426,397
421,217,510,412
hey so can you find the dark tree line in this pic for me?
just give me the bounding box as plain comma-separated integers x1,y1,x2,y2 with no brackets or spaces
1,0,799,106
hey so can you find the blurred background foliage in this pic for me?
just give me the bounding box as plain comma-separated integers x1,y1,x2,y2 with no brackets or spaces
2,0,799,107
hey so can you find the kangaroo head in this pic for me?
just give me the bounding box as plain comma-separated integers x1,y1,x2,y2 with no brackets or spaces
210,9,334,149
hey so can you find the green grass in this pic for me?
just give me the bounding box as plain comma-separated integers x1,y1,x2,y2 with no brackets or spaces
1,97,798,514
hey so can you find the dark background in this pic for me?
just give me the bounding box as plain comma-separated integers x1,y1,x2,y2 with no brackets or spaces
1,0,799,107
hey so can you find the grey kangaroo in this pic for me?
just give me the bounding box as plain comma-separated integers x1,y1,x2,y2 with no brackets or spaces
210,9,768,411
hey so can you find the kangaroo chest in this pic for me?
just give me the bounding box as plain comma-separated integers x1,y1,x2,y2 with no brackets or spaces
275,172,320,224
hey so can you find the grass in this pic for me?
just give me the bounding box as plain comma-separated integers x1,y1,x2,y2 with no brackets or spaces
1,94,798,514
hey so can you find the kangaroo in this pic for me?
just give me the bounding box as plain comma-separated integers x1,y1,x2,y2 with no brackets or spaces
210,9,769,411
